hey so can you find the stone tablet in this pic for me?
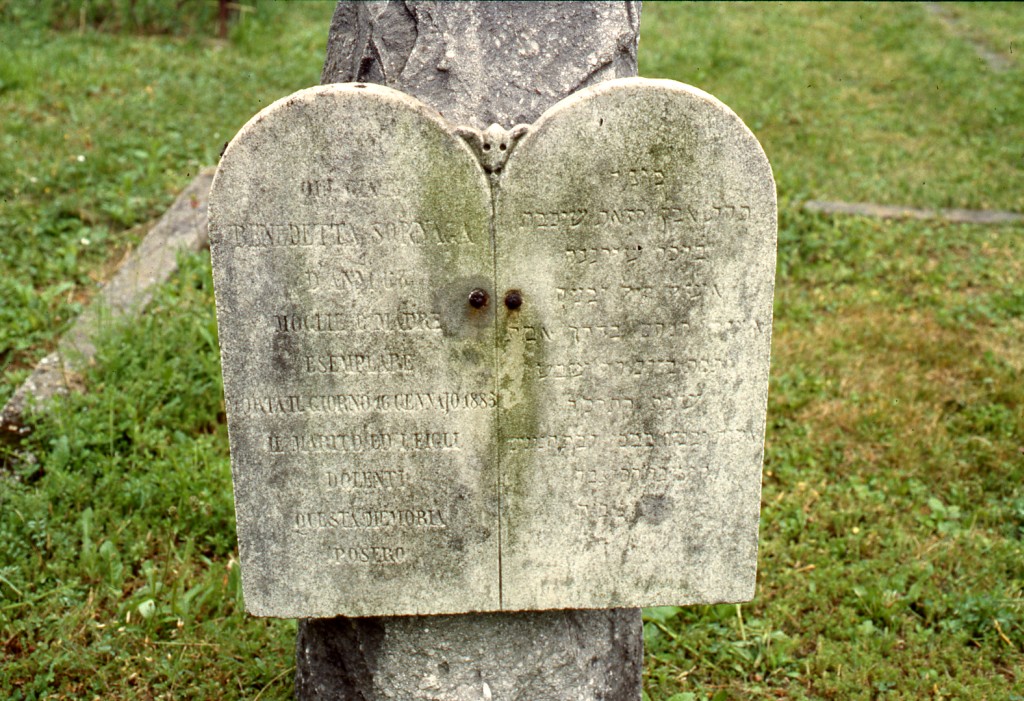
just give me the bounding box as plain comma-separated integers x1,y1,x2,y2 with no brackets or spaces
209,85,497,617
209,78,776,618
495,81,775,610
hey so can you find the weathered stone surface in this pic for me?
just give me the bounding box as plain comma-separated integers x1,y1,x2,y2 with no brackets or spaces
1,168,215,443
210,79,775,617
209,84,497,617
496,79,776,610
322,1,641,130
295,608,643,701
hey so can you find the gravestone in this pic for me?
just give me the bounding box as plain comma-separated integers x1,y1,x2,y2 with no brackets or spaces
208,78,775,617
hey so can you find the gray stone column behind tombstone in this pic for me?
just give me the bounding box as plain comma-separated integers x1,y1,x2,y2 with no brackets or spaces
295,3,644,700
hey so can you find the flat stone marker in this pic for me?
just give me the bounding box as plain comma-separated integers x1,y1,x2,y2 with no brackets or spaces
209,78,776,618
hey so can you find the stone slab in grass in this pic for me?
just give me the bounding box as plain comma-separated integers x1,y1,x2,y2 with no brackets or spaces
805,199,1023,225
923,3,1013,73
1,168,216,442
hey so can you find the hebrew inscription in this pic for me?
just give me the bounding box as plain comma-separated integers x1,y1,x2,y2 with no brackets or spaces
495,80,776,611
210,79,776,618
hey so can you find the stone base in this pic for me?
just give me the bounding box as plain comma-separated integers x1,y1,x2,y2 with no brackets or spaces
295,608,642,701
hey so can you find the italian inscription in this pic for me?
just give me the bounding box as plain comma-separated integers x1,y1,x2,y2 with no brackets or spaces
210,84,497,618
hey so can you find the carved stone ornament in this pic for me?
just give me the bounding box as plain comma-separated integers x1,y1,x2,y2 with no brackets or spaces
208,78,777,618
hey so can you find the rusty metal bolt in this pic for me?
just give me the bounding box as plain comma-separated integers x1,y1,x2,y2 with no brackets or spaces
504,290,523,311
469,288,489,309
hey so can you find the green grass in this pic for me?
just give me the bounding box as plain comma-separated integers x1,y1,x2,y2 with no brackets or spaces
0,0,255,36
940,2,1024,65
1,256,294,698
638,4,1024,699
642,2,1024,212
2,2,1023,699
0,2,333,404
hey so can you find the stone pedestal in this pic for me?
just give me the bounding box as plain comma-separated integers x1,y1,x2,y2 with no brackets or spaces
296,609,642,700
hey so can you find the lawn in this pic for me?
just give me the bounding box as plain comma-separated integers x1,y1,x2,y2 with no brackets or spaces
1,2,1022,699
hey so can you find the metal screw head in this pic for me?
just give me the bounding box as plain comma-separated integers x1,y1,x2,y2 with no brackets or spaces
469,288,489,309
504,290,523,310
